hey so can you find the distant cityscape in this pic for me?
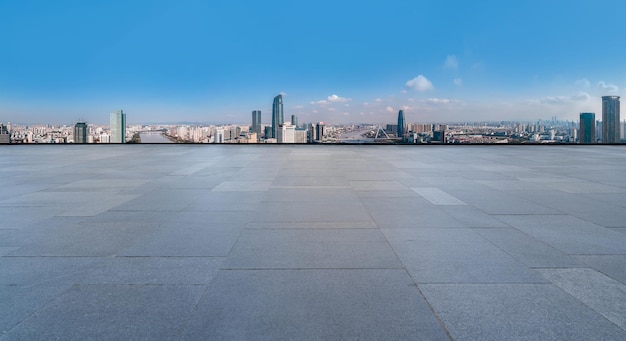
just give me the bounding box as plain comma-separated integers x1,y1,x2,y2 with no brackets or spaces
1,95,623,144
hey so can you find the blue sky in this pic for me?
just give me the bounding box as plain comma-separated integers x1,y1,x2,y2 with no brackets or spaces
1,0,625,125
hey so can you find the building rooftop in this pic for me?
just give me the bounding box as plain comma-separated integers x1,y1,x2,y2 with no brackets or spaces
1,145,626,340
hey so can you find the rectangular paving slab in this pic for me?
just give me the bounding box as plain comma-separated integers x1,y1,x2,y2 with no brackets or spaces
181,269,449,340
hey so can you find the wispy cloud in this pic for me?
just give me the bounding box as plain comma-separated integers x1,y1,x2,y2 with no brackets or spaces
444,55,459,69
423,98,456,104
405,75,434,91
385,106,395,113
453,78,463,86
327,94,351,103
311,94,351,106
529,92,592,105
597,81,619,93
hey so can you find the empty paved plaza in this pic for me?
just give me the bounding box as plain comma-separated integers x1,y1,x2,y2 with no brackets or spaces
1,145,626,340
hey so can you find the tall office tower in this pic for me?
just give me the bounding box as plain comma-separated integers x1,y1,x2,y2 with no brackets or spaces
74,122,88,144
110,110,126,143
579,113,595,144
252,110,262,137
271,94,284,139
602,96,620,143
397,110,406,138
307,123,316,143
316,122,325,141
291,114,298,127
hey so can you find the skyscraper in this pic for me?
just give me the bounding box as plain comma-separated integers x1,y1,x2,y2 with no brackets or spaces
579,113,595,144
602,96,620,143
271,94,283,139
397,110,406,138
291,114,298,127
74,122,88,144
316,122,325,142
252,110,261,137
110,110,126,143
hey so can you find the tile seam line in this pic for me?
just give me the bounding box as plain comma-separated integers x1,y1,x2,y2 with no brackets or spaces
537,270,626,333
359,195,454,340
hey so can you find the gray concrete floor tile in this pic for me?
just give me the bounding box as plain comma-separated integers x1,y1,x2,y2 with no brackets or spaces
121,224,243,257
75,257,223,285
114,189,206,211
185,191,264,211
7,222,157,257
412,187,467,205
2,284,206,340
350,180,408,191
272,176,349,187
448,190,561,214
573,255,626,285
474,228,583,267
181,269,449,340
420,283,626,340
0,257,100,285
261,188,359,202
256,200,372,223
0,281,74,335
496,215,626,254
0,247,19,256
439,206,510,227
246,221,378,229
383,228,547,283
213,180,272,191
537,268,626,330
363,198,465,228
225,229,401,269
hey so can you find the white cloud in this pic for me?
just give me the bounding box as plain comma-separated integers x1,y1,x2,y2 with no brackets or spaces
424,98,455,104
293,105,304,109
327,94,351,103
311,94,351,106
344,104,350,107
572,92,591,101
375,98,382,102
575,78,590,88
405,75,434,91
279,91,287,96
343,112,350,116
400,105,414,111
328,107,336,112
363,102,369,106
408,98,415,102
453,78,463,86
385,106,395,113
530,92,592,105
597,81,619,93
444,55,459,69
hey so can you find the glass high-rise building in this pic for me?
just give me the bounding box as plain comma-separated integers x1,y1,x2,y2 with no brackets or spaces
110,110,126,143
291,114,298,127
579,113,595,144
271,95,283,139
74,122,88,144
252,110,262,137
397,110,406,138
602,96,620,143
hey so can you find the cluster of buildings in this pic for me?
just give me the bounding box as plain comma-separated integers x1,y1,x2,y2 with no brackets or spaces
1,95,622,144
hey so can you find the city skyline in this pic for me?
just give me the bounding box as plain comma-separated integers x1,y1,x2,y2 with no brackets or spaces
2,1,626,125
